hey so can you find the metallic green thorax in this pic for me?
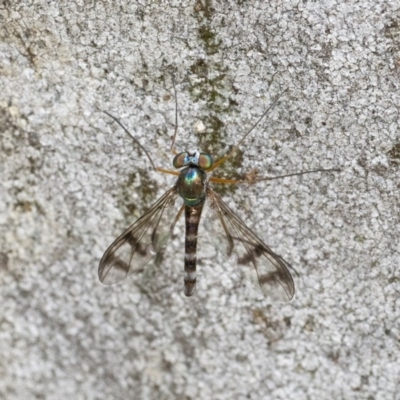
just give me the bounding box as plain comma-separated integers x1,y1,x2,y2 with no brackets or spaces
176,167,207,206
173,150,212,207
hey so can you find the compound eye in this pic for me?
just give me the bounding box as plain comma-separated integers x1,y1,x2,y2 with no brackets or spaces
198,153,213,170
173,152,187,168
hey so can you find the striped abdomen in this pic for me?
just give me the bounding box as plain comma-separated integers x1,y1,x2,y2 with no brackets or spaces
183,201,204,296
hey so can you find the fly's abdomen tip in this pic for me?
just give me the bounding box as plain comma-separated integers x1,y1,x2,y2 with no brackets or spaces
184,279,196,296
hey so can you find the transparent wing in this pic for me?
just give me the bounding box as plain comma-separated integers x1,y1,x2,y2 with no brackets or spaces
99,186,180,285
206,187,295,301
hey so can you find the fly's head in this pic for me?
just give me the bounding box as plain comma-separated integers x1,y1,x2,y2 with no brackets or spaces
173,150,213,171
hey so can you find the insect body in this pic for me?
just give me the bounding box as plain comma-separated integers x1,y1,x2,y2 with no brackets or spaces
98,90,338,300
174,151,210,296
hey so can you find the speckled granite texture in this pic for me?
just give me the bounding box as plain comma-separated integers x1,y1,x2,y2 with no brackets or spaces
1,1,399,399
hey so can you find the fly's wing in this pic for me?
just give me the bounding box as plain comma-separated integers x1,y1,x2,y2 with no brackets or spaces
99,186,179,284
206,187,295,301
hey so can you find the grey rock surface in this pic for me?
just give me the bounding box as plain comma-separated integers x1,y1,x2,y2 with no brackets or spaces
1,1,399,399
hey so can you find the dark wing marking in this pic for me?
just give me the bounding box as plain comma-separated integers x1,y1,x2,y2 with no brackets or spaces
99,187,179,285
206,187,295,301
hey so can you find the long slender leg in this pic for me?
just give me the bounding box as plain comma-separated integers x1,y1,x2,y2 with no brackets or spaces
170,75,179,155
104,112,182,176
156,168,180,177
209,89,289,172
103,111,157,171
209,168,341,185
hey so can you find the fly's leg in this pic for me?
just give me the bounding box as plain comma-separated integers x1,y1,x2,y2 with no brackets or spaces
209,168,341,185
209,89,289,172
169,75,179,155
